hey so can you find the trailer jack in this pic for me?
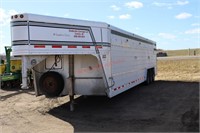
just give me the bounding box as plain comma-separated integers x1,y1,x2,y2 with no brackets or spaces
69,55,75,111
69,95,75,111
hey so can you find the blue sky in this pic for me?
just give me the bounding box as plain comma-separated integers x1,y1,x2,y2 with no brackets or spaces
0,0,199,53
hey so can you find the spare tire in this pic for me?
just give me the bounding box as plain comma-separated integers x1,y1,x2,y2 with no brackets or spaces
39,71,64,97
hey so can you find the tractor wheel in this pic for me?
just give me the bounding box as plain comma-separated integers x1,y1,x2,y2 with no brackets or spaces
5,82,12,89
39,71,64,97
1,81,5,89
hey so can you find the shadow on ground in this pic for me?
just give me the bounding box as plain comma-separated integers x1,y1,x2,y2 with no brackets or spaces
0,87,34,101
48,80,199,132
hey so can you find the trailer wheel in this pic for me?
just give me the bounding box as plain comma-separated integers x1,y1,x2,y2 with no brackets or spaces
152,71,155,83
145,70,151,85
150,68,155,83
149,69,153,83
39,71,64,97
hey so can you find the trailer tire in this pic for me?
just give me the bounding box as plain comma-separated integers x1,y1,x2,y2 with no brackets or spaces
39,71,64,97
152,71,155,83
150,68,155,83
149,70,152,83
145,70,151,85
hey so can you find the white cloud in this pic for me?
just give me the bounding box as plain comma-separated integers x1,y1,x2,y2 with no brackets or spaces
184,38,190,41
191,23,200,26
8,9,18,16
135,27,140,30
0,8,7,25
107,15,115,19
0,8,18,26
119,14,131,19
152,2,171,7
0,31,6,54
158,33,176,39
177,0,189,5
125,1,143,9
167,6,173,9
152,0,189,8
0,8,17,53
185,28,200,34
0,31,5,42
110,5,120,11
175,12,192,19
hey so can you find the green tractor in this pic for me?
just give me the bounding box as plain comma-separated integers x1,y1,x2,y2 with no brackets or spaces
0,46,21,89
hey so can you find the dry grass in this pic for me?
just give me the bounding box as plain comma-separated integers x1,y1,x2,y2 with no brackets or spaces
165,49,200,56
156,58,200,82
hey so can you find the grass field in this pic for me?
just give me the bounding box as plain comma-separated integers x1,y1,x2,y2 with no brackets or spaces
156,58,200,82
163,48,200,56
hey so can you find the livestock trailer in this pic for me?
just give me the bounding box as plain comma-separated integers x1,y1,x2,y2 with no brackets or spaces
11,13,156,110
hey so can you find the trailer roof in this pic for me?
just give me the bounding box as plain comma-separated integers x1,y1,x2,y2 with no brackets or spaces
109,25,156,45
11,13,156,45
11,13,108,28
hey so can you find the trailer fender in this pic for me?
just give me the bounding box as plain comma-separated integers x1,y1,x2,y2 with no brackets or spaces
39,71,64,97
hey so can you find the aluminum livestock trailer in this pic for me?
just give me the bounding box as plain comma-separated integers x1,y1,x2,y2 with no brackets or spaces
11,13,156,110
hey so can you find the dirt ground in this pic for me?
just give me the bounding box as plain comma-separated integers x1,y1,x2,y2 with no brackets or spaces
0,58,199,133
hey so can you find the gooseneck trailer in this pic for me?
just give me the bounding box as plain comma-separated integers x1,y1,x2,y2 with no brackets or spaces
11,13,156,110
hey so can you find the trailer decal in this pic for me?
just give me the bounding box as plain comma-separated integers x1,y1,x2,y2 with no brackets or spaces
112,76,146,91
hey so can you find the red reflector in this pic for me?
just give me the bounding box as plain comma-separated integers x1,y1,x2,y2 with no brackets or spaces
82,46,90,48
52,45,62,48
68,45,77,48
34,45,45,48
95,46,102,49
